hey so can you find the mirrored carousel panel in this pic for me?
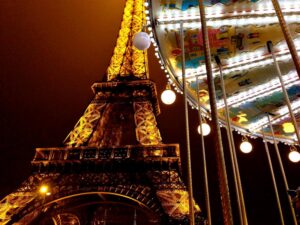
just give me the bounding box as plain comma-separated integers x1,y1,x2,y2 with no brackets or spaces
148,0,300,144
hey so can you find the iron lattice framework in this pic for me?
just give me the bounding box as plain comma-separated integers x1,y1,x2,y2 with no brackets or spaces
0,0,204,224
107,0,149,81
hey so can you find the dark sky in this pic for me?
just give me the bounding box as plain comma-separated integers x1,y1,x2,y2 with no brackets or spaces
0,1,299,225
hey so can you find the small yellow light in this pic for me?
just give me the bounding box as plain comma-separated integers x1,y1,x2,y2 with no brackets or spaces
152,150,162,156
240,140,253,154
282,122,295,133
289,150,300,163
39,185,49,194
197,123,211,136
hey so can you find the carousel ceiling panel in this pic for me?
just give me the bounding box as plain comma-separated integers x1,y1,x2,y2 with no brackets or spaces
149,0,300,144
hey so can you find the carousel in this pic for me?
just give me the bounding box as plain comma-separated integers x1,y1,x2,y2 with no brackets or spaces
0,0,299,225
140,0,300,224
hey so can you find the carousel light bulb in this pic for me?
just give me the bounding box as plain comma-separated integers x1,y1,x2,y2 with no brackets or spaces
289,150,300,163
240,141,253,154
133,32,151,50
161,88,176,105
197,123,211,136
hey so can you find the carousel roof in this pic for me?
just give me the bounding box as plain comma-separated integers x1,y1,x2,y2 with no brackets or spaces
148,0,300,144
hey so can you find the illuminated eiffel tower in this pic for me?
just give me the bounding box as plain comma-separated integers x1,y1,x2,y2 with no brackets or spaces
0,0,204,224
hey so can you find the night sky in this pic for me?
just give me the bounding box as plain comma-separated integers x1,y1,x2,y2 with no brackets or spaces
0,1,299,225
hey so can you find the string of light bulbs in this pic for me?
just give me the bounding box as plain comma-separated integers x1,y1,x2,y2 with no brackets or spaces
145,0,300,145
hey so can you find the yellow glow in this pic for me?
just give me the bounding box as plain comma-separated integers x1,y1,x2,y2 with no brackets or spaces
107,0,147,80
39,185,49,194
237,112,248,123
198,90,209,103
283,122,295,133
152,150,162,156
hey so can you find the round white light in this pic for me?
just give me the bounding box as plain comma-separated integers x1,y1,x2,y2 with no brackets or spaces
197,123,211,136
240,141,253,154
133,32,151,50
161,89,176,105
288,150,300,163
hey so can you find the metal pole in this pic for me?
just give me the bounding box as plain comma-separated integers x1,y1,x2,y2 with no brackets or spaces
215,56,248,225
133,209,137,225
267,114,298,225
195,75,212,225
261,130,285,225
267,41,300,146
197,2,234,225
180,21,195,225
270,0,300,78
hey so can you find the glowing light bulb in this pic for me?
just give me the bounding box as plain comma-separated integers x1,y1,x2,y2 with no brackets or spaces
240,141,253,153
289,150,300,163
133,32,151,50
161,89,176,105
197,123,211,136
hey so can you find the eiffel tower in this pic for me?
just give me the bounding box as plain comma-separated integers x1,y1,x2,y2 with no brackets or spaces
0,0,204,224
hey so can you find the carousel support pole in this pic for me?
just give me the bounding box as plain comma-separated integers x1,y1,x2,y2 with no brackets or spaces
270,0,300,78
180,21,195,225
197,2,234,225
267,114,298,225
195,75,212,225
215,56,248,225
267,41,300,146
261,130,285,225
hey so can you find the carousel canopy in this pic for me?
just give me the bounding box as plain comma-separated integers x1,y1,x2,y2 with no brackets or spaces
148,0,300,144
